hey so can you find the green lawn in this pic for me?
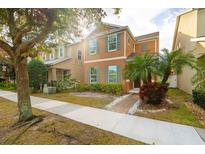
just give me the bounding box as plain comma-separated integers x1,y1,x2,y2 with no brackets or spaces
0,97,143,145
32,92,113,108
135,88,204,128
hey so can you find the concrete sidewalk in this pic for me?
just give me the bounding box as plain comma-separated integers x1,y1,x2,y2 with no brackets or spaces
0,90,204,145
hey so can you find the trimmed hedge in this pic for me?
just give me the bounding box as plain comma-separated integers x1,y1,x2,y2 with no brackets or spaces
75,83,123,96
192,90,205,109
0,82,16,90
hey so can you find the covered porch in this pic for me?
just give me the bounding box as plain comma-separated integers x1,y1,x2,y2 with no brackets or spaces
47,68,71,82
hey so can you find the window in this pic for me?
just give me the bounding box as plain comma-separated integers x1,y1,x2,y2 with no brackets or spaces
49,51,55,60
141,43,148,51
90,67,97,83
108,34,117,51
59,47,64,57
128,36,131,44
108,65,118,83
62,70,70,79
89,39,97,55
77,50,82,60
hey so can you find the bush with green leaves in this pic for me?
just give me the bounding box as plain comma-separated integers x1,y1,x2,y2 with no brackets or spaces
0,82,16,90
28,59,47,90
56,74,79,92
192,90,205,109
192,54,205,93
76,83,123,96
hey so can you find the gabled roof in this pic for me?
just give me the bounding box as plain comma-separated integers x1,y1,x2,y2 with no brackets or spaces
44,57,71,66
135,32,159,41
172,8,195,50
101,22,124,28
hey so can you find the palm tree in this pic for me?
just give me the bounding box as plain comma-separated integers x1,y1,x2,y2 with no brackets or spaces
157,48,196,85
192,54,205,92
125,52,157,84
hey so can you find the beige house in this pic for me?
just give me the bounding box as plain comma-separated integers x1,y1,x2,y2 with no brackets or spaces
42,42,84,83
173,8,205,94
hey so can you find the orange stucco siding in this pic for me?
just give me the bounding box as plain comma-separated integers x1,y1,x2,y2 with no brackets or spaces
126,30,135,56
135,39,158,54
85,31,125,61
84,59,128,90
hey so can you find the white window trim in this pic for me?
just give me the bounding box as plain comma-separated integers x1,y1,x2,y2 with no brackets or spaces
58,47,64,58
89,39,97,55
89,67,97,83
108,33,117,52
108,65,118,83
77,49,82,60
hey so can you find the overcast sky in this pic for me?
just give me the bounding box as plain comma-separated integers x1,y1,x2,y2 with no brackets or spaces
102,8,187,51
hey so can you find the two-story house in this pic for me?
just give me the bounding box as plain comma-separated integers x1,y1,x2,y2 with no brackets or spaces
84,23,159,92
172,8,205,94
42,41,84,83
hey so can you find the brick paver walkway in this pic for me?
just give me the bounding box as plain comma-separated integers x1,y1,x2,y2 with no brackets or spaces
110,94,139,113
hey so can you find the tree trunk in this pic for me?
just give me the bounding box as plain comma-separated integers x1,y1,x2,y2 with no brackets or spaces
148,71,152,84
161,71,171,85
15,58,33,122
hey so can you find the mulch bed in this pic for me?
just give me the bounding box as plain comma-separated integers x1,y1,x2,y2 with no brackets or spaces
137,99,177,111
185,101,205,127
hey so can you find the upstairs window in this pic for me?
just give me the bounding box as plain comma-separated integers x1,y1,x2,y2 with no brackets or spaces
90,67,97,83
89,39,97,55
141,43,148,51
77,50,82,60
59,47,64,57
108,34,117,51
108,65,118,83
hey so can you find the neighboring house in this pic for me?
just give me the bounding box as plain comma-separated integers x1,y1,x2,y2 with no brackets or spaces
172,8,205,94
84,23,159,92
42,42,84,83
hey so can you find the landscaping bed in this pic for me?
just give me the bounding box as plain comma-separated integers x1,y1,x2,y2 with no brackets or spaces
135,88,204,128
32,92,114,108
0,97,143,145
137,99,174,112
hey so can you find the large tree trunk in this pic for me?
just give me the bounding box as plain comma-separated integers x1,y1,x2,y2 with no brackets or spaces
15,58,33,122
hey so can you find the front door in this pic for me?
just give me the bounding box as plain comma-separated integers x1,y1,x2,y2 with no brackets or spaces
134,79,140,88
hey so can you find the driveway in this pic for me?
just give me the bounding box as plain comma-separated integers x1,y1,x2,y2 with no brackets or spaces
0,90,204,145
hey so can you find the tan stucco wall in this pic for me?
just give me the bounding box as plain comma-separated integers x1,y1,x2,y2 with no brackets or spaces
197,9,205,37
174,9,205,94
48,42,84,83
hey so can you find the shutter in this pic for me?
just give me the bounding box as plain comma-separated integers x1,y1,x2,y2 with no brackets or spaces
105,36,108,51
117,33,121,50
96,39,99,53
96,66,100,83
104,66,108,83
88,68,91,83
117,65,121,83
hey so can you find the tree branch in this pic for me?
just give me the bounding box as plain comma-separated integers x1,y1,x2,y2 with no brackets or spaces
14,9,33,45
17,9,55,56
0,39,14,58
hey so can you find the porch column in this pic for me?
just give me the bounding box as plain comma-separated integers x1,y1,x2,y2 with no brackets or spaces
51,68,57,81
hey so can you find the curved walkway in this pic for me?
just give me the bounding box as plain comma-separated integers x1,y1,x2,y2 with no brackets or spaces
108,94,139,114
0,90,204,145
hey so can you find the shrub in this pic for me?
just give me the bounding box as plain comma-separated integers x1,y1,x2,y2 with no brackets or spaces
28,59,47,90
0,82,16,90
139,82,168,105
56,74,79,92
192,90,205,109
75,83,123,96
